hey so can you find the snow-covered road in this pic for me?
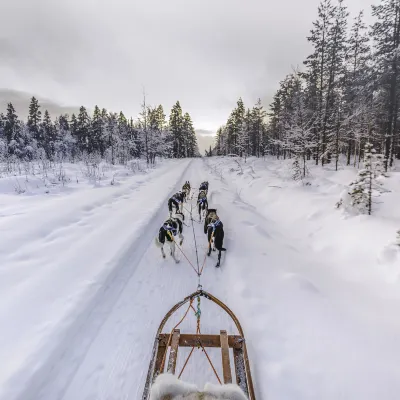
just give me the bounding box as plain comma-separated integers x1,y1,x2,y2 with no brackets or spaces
1,159,194,399
2,157,400,400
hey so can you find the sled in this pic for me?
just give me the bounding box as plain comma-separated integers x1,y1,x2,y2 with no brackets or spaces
142,289,256,399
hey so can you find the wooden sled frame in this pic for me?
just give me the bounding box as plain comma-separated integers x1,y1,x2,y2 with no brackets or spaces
142,289,256,399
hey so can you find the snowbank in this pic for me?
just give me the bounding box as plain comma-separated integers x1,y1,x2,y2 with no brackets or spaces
150,374,247,400
202,156,400,399
0,158,150,196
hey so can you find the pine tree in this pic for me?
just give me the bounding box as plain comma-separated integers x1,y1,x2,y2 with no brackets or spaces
251,99,267,157
27,96,42,145
343,11,371,166
347,143,385,215
41,110,55,160
91,105,103,155
118,111,130,164
304,0,335,164
321,0,348,165
4,103,22,156
371,0,400,169
54,114,75,161
77,106,91,153
182,112,198,157
284,74,315,179
169,101,183,158
106,112,118,164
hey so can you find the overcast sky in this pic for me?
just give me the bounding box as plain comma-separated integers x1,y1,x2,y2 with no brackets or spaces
0,0,375,136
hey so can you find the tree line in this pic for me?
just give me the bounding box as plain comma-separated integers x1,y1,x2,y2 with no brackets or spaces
0,97,199,165
214,0,400,173
213,98,267,159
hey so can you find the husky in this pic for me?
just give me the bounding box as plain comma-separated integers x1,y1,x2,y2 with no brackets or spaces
199,181,209,194
204,209,226,267
155,215,184,263
182,181,191,200
197,190,208,220
150,373,247,400
168,191,185,219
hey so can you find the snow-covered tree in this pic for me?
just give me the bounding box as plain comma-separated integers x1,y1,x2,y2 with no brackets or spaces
346,143,385,215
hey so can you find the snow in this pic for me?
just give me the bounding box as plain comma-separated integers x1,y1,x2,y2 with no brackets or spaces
150,374,247,399
1,156,400,400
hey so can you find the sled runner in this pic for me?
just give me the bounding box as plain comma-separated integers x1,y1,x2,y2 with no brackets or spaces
142,289,256,400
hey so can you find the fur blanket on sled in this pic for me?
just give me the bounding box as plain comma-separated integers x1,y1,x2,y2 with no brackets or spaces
149,373,247,400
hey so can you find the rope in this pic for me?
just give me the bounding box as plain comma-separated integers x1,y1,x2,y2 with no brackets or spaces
199,231,214,275
160,298,194,373
190,201,201,275
173,240,199,276
177,296,222,385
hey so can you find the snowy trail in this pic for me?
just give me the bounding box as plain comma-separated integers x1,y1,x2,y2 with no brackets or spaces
0,159,192,399
3,157,400,400
4,159,238,400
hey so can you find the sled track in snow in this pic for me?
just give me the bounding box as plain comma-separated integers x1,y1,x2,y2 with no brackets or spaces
13,161,193,400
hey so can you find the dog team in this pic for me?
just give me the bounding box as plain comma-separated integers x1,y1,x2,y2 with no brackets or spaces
155,180,226,267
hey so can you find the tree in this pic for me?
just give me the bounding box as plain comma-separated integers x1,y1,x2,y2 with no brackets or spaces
76,106,91,153
169,101,183,158
27,96,42,145
182,112,198,157
345,143,386,215
91,105,103,154
303,0,335,164
41,110,55,160
371,0,400,169
342,11,371,166
4,103,23,156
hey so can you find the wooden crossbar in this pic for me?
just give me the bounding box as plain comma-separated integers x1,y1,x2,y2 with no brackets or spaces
158,333,244,349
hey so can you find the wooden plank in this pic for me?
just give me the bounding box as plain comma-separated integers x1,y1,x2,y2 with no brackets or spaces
153,342,167,378
220,330,232,384
167,329,180,374
233,347,249,397
159,333,243,349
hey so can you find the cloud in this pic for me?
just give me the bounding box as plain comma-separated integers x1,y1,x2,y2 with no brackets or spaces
0,0,375,132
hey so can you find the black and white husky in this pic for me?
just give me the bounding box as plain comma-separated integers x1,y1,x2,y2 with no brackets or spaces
155,215,184,263
182,181,191,200
168,191,185,219
197,190,208,220
204,209,226,267
199,181,209,194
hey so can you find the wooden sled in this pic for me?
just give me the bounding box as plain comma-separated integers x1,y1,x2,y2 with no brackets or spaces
142,289,256,399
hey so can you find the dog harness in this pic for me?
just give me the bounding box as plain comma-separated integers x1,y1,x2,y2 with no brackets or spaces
208,219,221,231
199,197,207,204
172,196,180,204
163,223,177,236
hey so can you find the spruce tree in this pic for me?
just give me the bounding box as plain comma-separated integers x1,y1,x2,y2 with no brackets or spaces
27,96,42,144
4,103,21,156
91,105,103,154
169,101,183,158
77,106,91,153
41,110,55,160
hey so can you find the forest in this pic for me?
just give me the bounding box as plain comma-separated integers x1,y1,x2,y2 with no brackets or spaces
0,98,199,167
213,0,400,175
